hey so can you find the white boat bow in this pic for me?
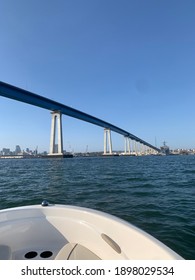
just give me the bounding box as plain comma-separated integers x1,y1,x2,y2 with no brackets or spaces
0,203,183,260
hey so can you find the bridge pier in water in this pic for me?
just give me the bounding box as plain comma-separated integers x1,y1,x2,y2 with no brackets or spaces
48,111,64,157
122,137,158,156
123,138,140,156
124,137,131,155
103,128,113,155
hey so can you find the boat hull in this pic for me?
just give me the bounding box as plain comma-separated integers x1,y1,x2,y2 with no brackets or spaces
0,204,183,260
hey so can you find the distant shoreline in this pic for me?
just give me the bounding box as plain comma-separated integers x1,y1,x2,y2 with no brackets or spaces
0,154,73,159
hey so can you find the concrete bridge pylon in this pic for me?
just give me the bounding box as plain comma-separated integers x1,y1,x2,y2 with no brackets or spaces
124,136,131,154
49,111,63,156
103,128,113,155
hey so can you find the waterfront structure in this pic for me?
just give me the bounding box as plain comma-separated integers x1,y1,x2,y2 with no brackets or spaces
0,81,160,156
160,142,170,155
124,136,131,155
49,111,63,156
15,145,21,154
2,148,10,155
103,128,112,155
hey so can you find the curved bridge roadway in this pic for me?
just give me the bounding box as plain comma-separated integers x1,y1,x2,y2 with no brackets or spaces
0,81,160,152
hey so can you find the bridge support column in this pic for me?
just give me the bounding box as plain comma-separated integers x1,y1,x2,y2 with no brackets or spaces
49,111,63,155
134,141,137,155
124,137,131,154
140,143,143,155
103,128,112,155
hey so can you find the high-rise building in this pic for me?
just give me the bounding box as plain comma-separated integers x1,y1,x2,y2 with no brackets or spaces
2,148,10,155
15,145,21,154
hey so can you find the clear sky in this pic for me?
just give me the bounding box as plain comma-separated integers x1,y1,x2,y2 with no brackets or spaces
1,0,195,153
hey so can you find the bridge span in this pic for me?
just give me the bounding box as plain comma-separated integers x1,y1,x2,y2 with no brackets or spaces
0,81,160,155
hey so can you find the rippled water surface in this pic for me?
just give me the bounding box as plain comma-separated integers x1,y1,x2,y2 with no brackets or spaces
0,155,195,259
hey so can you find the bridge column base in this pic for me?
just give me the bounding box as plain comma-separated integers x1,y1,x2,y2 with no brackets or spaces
46,153,73,158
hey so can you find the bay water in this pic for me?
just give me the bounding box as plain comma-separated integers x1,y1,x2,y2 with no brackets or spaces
0,155,194,259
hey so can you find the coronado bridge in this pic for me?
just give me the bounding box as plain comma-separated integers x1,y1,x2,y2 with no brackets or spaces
0,81,160,156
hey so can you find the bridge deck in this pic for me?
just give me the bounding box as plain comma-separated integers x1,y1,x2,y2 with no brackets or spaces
0,81,160,152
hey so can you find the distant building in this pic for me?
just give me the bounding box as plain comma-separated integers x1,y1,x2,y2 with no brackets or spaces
15,145,21,154
2,148,10,155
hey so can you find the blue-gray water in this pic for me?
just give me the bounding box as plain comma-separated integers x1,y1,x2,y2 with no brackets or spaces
0,155,195,259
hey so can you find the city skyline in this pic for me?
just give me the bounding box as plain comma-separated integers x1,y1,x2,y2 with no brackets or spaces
1,1,195,152
1,142,195,156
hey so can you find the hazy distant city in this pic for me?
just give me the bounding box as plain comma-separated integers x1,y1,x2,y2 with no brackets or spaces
0,145,44,156
1,144,195,158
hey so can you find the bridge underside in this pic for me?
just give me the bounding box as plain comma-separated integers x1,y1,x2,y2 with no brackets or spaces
0,81,160,154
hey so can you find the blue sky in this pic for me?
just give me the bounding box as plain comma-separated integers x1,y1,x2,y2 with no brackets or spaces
1,0,195,153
